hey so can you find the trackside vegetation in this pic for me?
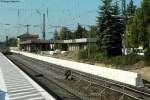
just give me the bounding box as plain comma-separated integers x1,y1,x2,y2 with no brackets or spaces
78,0,150,67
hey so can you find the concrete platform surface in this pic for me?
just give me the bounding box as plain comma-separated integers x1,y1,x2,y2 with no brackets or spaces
0,52,56,100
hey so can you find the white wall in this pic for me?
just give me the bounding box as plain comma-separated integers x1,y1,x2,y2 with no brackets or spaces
11,50,144,87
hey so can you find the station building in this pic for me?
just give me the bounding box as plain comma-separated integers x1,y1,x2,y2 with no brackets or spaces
52,38,97,51
17,33,51,52
17,33,39,50
17,33,97,52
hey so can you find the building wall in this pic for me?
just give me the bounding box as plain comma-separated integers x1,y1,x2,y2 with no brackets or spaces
17,34,39,50
18,38,97,52
68,43,88,51
17,38,20,50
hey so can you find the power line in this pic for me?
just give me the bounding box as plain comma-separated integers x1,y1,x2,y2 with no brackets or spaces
38,0,48,10
0,0,20,3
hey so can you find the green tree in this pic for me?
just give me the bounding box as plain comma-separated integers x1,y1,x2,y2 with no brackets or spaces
66,29,72,40
7,37,17,47
123,9,140,48
126,0,136,16
74,24,88,38
125,0,150,49
82,27,88,38
113,1,120,15
70,31,76,39
88,26,97,38
59,26,71,40
53,29,59,40
97,0,124,57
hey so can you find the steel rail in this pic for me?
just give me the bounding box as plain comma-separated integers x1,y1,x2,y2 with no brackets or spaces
14,54,150,99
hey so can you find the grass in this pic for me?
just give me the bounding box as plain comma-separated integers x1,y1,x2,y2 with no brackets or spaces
79,49,146,68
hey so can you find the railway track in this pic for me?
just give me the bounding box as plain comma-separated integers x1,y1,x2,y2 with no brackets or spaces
143,80,150,89
7,53,150,100
6,55,81,100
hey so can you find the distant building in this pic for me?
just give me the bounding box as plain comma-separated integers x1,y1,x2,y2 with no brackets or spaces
52,38,97,51
17,33,39,50
17,33,98,53
17,33,51,52
19,39,51,52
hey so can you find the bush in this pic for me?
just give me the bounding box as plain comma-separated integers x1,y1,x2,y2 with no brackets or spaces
88,44,98,54
79,46,143,67
144,47,150,65
94,52,106,61
79,49,88,59
107,54,143,66
79,44,99,60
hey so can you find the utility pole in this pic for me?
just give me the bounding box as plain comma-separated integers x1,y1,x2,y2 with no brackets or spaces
6,36,8,43
42,13,46,40
19,24,31,34
6,36,8,46
123,0,129,57
26,24,30,34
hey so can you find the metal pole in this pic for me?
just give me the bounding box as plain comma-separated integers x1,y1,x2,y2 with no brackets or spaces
88,25,91,58
27,24,30,33
43,13,46,40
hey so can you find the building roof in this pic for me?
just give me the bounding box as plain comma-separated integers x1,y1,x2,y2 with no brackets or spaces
52,38,97,44
17,33,39,38
19,39,51,45
19,38,97,45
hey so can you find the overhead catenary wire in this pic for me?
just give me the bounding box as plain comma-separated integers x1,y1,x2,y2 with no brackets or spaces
0,0,132,40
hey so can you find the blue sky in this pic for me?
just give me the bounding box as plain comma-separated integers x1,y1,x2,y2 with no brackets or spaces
0,0,141,41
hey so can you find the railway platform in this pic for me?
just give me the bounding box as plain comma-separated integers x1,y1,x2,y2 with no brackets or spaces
11,50,144,87
0,52,56,100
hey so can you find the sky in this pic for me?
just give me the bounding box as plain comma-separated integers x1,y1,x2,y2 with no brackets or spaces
0,0,141,41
